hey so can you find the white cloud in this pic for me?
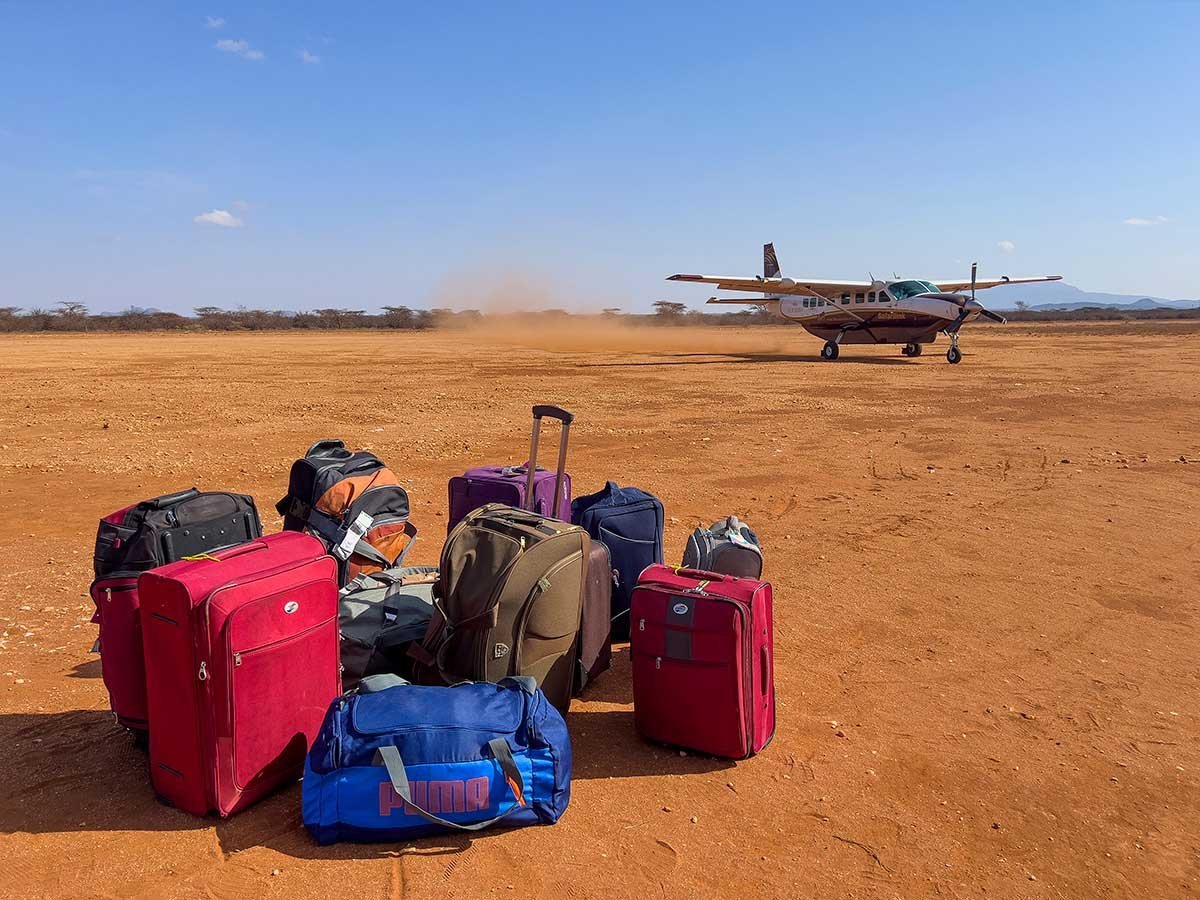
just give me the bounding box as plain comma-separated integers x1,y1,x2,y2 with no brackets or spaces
193,209,244,228
997,240,1015,254
1123,215,1168,226
205,16,225,29
215,38,264,61
299,49,321,64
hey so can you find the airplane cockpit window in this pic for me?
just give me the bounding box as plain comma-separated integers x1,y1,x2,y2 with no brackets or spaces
888,280,940,300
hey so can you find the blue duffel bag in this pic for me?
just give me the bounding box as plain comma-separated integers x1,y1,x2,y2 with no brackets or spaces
302,675,571,844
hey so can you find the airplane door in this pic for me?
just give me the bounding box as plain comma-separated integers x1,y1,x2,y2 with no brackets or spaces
780,297,805,318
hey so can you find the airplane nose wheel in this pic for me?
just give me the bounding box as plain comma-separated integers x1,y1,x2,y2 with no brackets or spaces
946,333,962,364
821,341,840,361
902,342,923,358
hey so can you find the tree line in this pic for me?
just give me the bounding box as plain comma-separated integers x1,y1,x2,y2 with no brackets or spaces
0,299,1193,333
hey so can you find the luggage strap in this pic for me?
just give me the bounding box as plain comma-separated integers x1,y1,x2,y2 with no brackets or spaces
374,738,527,831
306,508,416,569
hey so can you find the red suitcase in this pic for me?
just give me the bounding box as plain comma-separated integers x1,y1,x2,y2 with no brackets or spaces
630,565,774,759
138,532,340,817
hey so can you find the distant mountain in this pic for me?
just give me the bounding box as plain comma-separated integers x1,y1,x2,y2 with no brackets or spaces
987,281,1198,311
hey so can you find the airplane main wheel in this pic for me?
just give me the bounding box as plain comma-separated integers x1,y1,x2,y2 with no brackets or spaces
903,343,922,357
822,341,840,360
947,346,962,364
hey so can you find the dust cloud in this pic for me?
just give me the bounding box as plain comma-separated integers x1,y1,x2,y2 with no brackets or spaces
457,315,790,356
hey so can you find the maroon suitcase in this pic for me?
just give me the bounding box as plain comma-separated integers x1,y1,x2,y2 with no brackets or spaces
575,540,614,694
630,565,774,758
138,532,340,817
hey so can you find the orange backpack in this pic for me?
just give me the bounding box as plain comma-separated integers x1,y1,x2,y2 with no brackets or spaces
277,440,417,585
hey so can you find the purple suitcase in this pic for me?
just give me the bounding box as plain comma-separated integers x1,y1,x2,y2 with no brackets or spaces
447,406,574,532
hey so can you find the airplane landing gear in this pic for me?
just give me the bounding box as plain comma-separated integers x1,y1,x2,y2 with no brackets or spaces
946,332,962,364
902,342,923,358
821,341,840,360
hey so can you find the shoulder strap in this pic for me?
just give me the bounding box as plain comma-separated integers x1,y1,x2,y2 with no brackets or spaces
305,508,395,568
374,739,526,831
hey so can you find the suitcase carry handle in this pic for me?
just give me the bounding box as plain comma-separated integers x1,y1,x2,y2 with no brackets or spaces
305,439,351,459
671,567,732,582
214,540,272,560
525,405,574,517
374,738,527,832
143,488,200,510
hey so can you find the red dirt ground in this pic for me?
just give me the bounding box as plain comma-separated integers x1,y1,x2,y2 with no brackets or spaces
1,323,1197,899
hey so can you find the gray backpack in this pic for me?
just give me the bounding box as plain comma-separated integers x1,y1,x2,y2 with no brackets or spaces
338,565,438,690
682,516,763,579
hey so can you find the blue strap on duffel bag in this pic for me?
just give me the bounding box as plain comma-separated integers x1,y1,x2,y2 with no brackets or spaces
303,675,571,844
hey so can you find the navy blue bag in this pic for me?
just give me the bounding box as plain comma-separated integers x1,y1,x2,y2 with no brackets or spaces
303,675,571,844
571,482,664,641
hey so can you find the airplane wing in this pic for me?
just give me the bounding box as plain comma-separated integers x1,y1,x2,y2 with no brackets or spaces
668,273,872,297
932,274,1063,292
705,297,779,305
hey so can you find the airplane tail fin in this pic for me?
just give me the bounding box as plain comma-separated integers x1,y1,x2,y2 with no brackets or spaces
763,242,780,279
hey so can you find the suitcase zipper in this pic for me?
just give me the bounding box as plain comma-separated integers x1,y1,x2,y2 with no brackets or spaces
226,615,335,791
511,550,583,677
198,661,208,681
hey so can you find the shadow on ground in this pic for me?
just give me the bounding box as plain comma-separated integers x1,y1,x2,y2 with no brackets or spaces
0,649,724,861
579,351,916,368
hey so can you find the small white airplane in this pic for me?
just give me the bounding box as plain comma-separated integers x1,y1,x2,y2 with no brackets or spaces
668,243,1062,363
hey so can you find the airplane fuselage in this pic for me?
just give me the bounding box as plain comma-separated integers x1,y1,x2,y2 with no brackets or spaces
772,281,981,344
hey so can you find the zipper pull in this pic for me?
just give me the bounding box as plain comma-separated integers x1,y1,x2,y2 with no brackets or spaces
105,587,112,602
233,653,242,667
638,618,645,632
198,661,208,681
655,656,661,670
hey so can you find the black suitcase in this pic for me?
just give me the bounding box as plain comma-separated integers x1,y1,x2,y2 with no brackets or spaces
90,488,262,736
93,488,262,578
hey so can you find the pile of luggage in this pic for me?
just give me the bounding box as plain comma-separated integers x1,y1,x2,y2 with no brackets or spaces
88,405,774,843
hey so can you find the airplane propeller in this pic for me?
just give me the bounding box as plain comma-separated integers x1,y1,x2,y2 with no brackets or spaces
947,261,1007,331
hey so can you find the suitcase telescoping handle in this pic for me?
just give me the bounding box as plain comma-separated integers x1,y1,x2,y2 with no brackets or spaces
526,405,574,517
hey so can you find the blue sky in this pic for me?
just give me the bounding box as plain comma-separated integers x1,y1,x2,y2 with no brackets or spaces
1,2,1197,313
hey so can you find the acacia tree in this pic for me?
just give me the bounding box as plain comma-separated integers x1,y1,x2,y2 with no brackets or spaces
54,300,89,330
652,300,688,321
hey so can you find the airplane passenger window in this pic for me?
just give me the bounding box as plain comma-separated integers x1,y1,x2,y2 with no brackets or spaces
841,294,850,304
868,292,876,302
855,292,865,303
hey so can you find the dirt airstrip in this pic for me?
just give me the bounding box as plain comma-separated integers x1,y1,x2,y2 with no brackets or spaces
1,322,1197,899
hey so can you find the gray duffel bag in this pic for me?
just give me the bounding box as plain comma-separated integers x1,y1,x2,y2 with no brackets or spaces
681,516,763,579
339,565,438,690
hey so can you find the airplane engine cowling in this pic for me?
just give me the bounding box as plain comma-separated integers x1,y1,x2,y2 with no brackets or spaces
777,277,796,289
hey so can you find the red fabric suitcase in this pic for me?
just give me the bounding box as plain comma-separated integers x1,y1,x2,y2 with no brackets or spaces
138,532,340,817
630,565,774,759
